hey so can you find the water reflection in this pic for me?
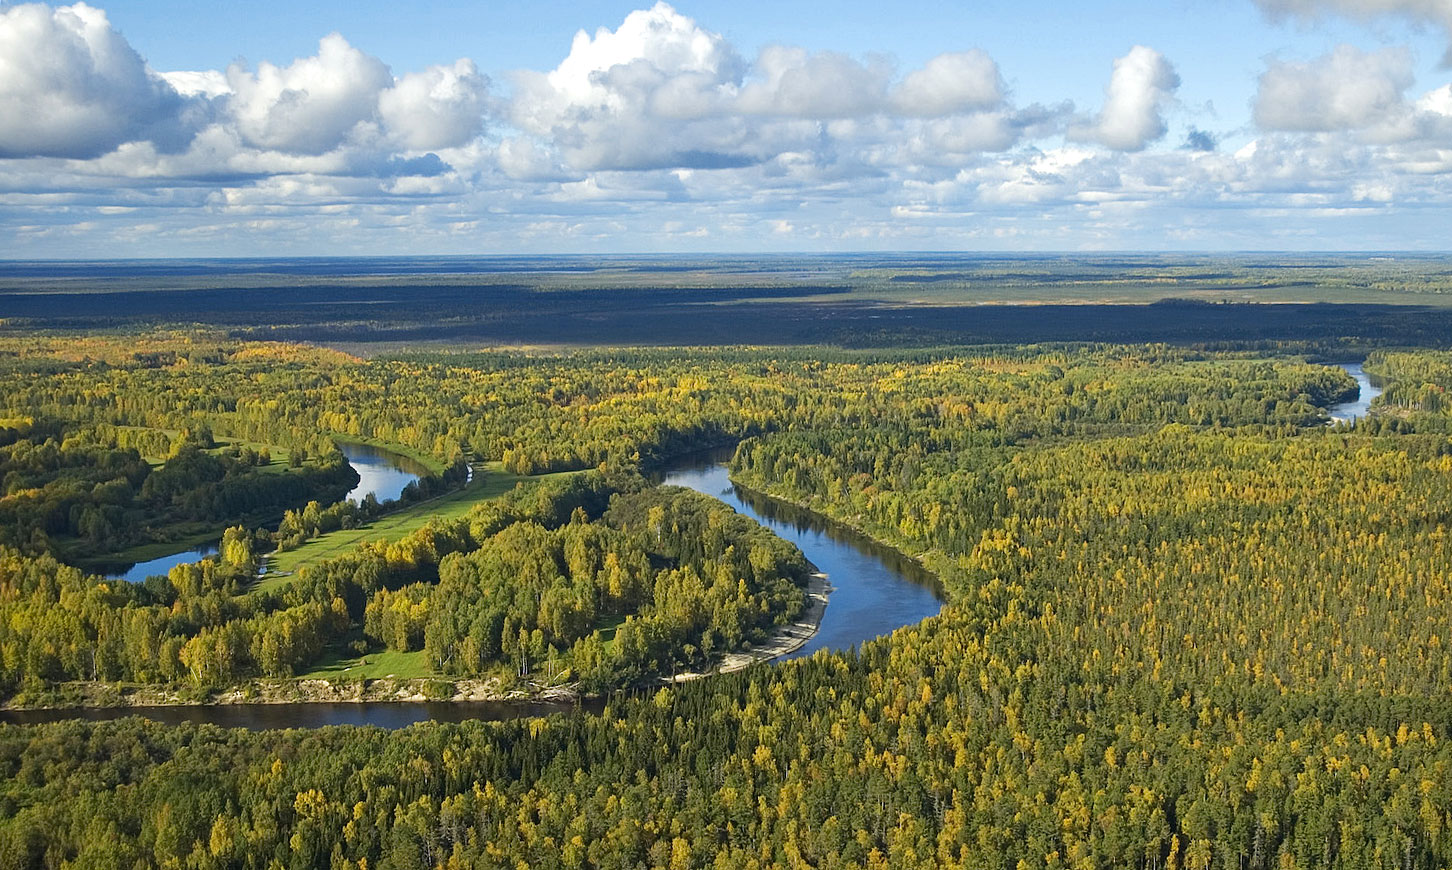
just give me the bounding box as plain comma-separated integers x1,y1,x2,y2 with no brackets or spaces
98,443,427,583
655,446,943,660
96,544,221,585
339,442,429,504
1328,362,1383,423
0,699,599,730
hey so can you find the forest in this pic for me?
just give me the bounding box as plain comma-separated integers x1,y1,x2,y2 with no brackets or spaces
4,323,1452,868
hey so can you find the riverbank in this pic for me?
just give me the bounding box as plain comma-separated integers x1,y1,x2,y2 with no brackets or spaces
3,676,581,711
5,565,829,709
727,473,946,597
669,570,831,683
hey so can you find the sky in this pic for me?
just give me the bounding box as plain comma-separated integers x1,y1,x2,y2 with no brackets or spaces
4,0,1452,256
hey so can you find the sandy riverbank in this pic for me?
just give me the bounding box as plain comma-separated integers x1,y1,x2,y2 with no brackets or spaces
4,677,580,710
668,570,830,683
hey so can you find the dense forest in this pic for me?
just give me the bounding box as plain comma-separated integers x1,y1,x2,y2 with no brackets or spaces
6,332,1452,868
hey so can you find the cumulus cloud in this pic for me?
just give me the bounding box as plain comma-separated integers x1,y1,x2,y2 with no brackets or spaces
378,59,490,150
17,1,1452,254
1073,46,1180,151
0,3,200,159
223,34,392,155
507,2,1021,173
219,35,490,156
736,47,891,118
508,2,752,170
512,2,740,133
1253,0,1452,65
890,51,1004,117
1254,45,1414,132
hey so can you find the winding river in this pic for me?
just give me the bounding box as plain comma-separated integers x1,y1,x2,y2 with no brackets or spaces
1327,362,1383,423
6,448,943,729
11,363,1387,729
656,446,943,661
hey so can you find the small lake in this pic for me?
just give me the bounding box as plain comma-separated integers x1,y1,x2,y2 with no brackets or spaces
1328,362,1383,423
16,446,944,729
98,543,222,585
340,442,429,504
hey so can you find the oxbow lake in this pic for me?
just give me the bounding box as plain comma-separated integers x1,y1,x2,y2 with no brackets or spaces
99,442,426,584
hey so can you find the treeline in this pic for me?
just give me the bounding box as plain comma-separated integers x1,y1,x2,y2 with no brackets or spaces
0,425,357,557
0,336,1353,484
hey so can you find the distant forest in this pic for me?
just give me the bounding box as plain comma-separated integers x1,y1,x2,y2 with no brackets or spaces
6,255,1452,347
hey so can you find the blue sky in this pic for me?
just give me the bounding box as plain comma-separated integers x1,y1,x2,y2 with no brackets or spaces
3,0,1452,255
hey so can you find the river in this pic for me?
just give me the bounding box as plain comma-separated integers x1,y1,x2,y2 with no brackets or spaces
339,441,431,504
9,448,942,729
1328,362,1382,423
656,446,943,661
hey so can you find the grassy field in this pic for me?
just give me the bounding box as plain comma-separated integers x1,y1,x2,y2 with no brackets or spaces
298,646,434,680
257,462,580,588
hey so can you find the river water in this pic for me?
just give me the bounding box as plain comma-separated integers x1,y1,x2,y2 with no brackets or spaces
340,441,430,504
1328,362,1382,423
656,446,943,661
19,365,1384,728
10,448,942,729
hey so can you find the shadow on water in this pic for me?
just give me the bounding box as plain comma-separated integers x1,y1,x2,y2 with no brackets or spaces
0,699,603,730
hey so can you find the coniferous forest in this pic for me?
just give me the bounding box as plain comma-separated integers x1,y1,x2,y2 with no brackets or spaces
0,311,1450,869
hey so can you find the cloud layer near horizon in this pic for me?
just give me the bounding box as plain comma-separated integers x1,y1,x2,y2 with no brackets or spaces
4,0,1452,254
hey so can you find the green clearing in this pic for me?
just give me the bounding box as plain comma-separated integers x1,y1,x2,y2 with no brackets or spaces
594,614,628,651
256,462,581,588
298,647,434,680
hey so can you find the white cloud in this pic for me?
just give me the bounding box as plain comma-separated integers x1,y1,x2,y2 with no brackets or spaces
12,1,1452,254
1253,45,1413,131
161,70,230,99
505,3,1024,174
736,46,891,118
890,51,1004,117
0,3,199,159
378,59,490,151
221,34,489,156
1073,46,1180,151
1253,0,1452,64
508,2,752,171
224,34,393,155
